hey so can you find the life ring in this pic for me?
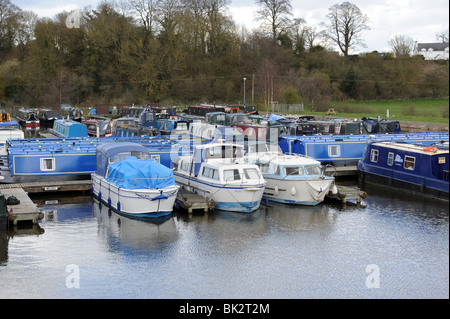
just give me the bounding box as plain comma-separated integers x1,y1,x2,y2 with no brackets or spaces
423,147,438,152
230,107,240,113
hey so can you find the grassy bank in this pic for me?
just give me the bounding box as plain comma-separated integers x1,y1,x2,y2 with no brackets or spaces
324,98,449,125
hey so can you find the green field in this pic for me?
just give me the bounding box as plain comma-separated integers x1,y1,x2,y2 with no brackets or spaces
303,98,449,125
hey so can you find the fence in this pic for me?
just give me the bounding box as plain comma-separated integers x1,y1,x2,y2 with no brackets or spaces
271,103,304,113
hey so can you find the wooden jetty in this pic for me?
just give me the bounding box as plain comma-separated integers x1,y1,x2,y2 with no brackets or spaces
175,189,214,214
327,184,367,208
1,188,44,225
0,180,92,194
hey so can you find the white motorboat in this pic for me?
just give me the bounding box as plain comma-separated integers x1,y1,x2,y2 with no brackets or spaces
92,142,180,218
244,143,336,206
173,143,266,213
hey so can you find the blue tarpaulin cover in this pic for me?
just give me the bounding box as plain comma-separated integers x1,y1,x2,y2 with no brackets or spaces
106,156,175,189
267,114,285,123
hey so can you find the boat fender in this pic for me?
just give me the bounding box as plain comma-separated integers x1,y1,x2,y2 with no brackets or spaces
274,186,279,196
290,186,297,196
117,202,121,212
331,185,338,195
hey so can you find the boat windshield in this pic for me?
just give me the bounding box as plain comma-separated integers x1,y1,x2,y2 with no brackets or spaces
206,145,243,159
223,169,241,181
244,168,260,180
305,165,322,175
284,166,305,176
110,151,151,163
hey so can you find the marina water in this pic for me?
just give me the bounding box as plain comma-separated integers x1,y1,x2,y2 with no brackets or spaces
0,182,448,299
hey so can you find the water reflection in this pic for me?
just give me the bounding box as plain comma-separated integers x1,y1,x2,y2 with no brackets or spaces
266,202,337,233
92,199,178,253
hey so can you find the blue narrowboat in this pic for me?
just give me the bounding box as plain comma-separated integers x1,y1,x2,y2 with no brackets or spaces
279,132,449,167
0,135,207,183
357,142,449,200
52,119,88,138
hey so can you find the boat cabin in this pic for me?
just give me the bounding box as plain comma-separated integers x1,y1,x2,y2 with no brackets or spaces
95,142,155,178
52,119,88,138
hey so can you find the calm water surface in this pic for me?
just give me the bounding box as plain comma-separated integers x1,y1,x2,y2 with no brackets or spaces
0,184,448,299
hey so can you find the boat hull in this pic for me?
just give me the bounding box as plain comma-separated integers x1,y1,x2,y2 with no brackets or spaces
263,177,334,206
174,173,265,213
92,174,179,218
357,166,449,200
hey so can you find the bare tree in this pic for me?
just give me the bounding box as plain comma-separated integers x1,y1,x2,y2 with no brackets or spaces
388,34,415,58
325,2,370,56
129,0,159,35
435,29,449,43
254,0,293,42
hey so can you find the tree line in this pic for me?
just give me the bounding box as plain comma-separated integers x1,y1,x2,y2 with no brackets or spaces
0,0,448,111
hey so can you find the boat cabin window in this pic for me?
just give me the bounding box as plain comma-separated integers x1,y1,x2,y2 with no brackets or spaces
180,160,191,172
224,169,241,181
305,165,321,175
207,145,243,159
387,152,394,166
202,167,220,180
328,145,341,157
370,149,379,163
244,168,260,180
284,166,305,176
110,151,150,163
177,122,188,130
41,158,55,171
404,156,415,170
273,165,280,176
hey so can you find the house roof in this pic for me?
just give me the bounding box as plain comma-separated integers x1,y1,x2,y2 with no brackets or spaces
416,42,449,51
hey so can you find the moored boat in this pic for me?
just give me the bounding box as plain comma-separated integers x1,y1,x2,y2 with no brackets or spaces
357,141,449,200
91,142,180,218
173,143,266,213
244,143,336,205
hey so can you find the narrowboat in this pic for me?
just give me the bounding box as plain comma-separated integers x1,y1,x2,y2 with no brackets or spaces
59,104,84,122
0,135,204,183
91,142,180,218
279,132,449,167
244,143,336,206
111,117,136,136
157,118,189,135
51,118,88,138
357,142,449,200
83,118,112,137
37,108,59,129
173,143,266,213
15,107,40,131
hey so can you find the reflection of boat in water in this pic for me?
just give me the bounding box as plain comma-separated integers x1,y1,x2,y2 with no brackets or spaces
92,199,178,251
266,202,336,232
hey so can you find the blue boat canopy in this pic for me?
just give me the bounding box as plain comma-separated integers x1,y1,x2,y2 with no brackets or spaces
106,156,176,190
95,142,151,177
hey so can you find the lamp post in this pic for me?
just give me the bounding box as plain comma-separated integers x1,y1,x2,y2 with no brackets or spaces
243,77,247,105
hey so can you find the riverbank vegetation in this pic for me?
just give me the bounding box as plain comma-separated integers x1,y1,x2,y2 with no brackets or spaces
0,0,448,119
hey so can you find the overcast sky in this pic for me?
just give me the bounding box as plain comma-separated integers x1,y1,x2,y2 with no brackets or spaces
12,0,450,53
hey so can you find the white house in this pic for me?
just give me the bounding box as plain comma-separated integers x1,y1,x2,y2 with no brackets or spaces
413,42,449,60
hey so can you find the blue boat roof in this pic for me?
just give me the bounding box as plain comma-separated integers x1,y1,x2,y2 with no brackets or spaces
0,120,20,128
